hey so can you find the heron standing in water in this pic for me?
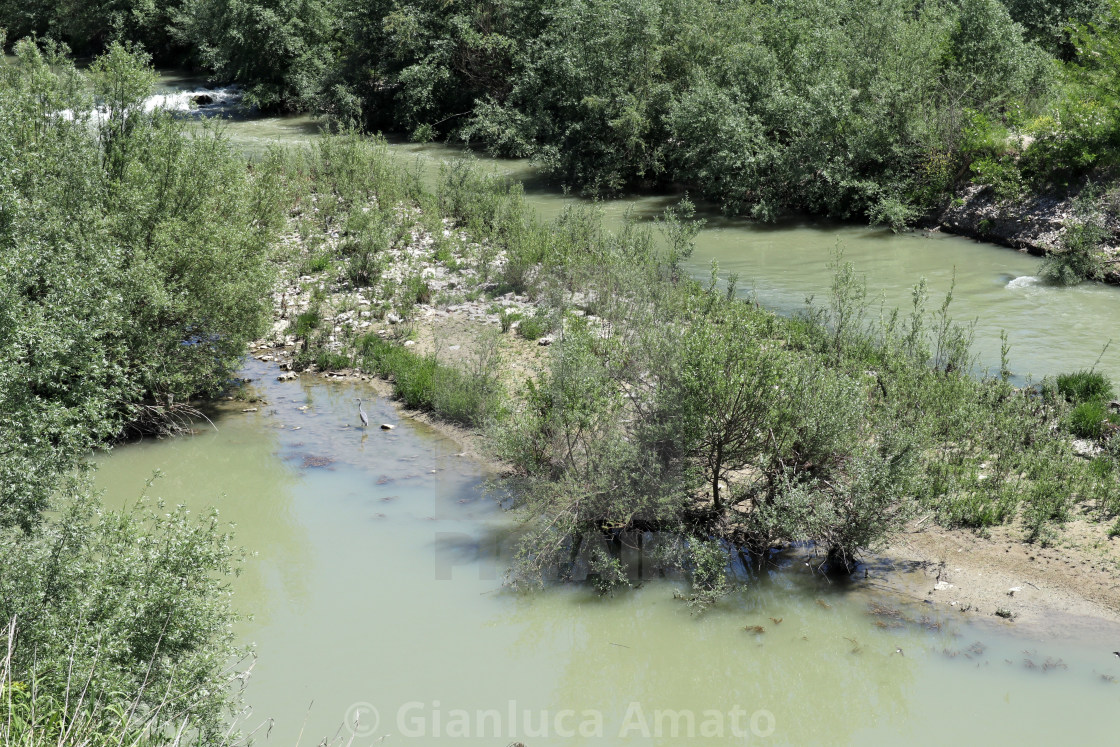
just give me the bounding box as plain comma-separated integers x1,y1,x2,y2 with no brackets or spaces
356,397,369,428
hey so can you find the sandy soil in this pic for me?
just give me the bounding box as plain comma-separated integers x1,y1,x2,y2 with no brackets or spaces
876,518,1120,635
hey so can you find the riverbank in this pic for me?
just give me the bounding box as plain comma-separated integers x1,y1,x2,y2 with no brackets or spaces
244,166,1120,634
935,183,1120,285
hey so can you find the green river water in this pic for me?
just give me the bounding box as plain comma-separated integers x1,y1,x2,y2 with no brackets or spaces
89,75,1120,744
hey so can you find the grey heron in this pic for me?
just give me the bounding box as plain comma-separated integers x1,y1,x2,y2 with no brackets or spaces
356,397,369,428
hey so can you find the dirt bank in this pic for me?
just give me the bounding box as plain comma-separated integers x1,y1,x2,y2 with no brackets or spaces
878,518,1120,636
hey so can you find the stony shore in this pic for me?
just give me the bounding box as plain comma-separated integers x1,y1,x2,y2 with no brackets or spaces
935,184,1120,285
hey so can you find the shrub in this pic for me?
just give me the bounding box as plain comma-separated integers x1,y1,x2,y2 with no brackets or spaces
0,490,244,744
499,309,523,333
303,251,332,273
1040,193,1110,284
1070,400,1109,438
407,275,433,305
342,207,393,287
517,311,550,341
293,308,322,339
0,41,281,529
971,156,1026,201
1055,370,1115,403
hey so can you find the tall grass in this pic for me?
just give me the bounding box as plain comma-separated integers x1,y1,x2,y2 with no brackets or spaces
0,618,255,747
356,334,504,427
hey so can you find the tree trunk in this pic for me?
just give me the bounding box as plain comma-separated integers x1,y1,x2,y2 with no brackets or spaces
712,443,723,512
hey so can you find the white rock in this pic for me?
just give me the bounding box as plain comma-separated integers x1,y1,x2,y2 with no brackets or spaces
1072,439,1102,458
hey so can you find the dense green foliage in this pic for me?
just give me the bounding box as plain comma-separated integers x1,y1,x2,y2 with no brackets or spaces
1040,191,1112,282
325,0,1057,224
1006,0,1107,56
1,6,1119,736
0,494,245,745
358,333,505,426
7,0,1120,227
0,40,282,529
0,42,283,744
1049,367,1120,437
0,0,187,59
1054,368,1116,402
175,0,338,110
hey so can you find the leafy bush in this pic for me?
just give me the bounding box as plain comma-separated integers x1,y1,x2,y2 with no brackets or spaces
516,311,550,341
174,0,338,110
0,41,282,529
406,275,433,305
500,309,523,333
293,308,322,339
971,156,1027,201
303,250,333,273
13,0,1111,230
1040,192,1110,284
0,489,244,744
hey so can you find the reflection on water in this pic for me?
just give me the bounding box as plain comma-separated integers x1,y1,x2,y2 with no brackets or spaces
94,360,1120,745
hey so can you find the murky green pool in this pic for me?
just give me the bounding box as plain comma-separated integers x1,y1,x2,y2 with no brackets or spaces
94,360,1120,745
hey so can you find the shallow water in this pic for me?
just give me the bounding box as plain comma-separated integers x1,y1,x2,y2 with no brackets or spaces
374,141,1120,386
94,360,1120,745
